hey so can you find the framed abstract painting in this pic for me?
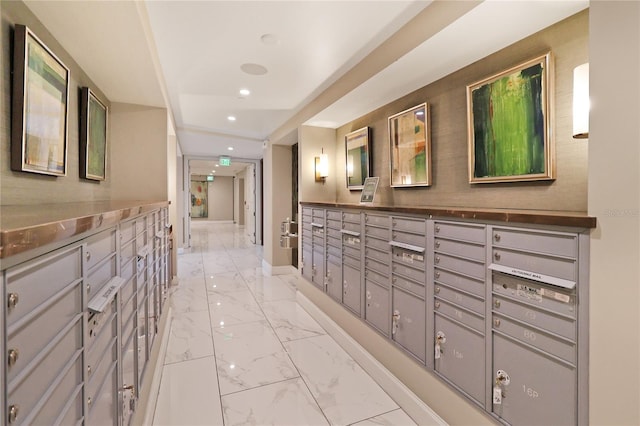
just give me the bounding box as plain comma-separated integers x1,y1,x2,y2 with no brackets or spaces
80,87,108,181
389,103,431,187
467,53,554,183
11,24,70,176
345,126,371,190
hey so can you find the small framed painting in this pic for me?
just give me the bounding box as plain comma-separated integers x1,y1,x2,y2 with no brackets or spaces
467,53,554,183
11,24,70,176
80,87,108,180
389,103,431,187
345,126,371,190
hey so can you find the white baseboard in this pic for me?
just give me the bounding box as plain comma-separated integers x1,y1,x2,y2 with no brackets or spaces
297,292,448,426
262,259,297,276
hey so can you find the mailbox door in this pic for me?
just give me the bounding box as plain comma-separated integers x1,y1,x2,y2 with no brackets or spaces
343,264,362,315
492,333,576,425
434,314,485,404
326,260,342,302
365,281,390,336
392,287,426,363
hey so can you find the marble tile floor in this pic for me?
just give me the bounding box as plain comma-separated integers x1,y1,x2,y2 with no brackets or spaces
153,221,417,426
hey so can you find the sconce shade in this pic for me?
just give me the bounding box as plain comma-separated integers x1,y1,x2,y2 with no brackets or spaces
315,153,329,181
573,63,589,139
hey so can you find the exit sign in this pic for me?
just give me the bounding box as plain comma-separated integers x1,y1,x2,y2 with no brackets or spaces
219,156,231,166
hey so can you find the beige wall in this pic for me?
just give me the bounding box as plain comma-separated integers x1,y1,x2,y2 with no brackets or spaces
299,125,338,203
335,11,589,211
109,102,168,201
588,2,640,424
207,176,233,221
1,1,112,205
263,142,292,269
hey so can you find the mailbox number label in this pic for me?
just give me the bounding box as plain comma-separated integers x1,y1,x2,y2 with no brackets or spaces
523,385,540,399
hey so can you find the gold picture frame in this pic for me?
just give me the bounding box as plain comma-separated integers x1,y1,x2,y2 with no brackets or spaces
389,103,431,187
467,53,554,183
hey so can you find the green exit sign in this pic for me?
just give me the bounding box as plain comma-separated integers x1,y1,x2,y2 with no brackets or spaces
219,156,231,166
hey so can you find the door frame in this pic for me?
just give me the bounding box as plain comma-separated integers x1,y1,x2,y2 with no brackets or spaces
182,155,262,247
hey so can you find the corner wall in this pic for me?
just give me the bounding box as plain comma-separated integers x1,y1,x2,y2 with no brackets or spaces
110,102,168,201
263,142,293,271
588,2,640,424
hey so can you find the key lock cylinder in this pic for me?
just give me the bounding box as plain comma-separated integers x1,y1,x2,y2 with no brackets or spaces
392,310,401,335
493,370,511,405
435,331,446,359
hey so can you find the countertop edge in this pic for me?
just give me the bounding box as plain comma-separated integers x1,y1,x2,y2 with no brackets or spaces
1,200,170,259
299,201,597,229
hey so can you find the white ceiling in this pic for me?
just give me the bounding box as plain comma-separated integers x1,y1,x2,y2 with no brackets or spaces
23,0,588,160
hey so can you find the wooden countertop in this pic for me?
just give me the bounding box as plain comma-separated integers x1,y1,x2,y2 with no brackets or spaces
0,200,169,259
300,201,597,229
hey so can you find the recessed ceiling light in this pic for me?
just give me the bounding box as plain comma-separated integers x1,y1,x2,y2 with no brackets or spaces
240,63,268,75
212,170,216,173
239,88,250,96
215,164,219,167
227,115,236,121
228,147,234,151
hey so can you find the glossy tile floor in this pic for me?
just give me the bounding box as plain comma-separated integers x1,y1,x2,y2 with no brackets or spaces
152,221,417,426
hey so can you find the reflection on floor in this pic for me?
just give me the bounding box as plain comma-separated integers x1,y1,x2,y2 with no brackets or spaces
152,221,417,426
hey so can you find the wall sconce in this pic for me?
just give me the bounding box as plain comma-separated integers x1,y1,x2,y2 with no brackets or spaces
573,63,589,139
315,149,329,182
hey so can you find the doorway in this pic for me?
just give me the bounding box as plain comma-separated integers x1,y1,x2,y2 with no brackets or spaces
183,156,262,249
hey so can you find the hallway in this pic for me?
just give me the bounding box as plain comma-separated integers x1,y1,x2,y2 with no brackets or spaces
152,221,417,426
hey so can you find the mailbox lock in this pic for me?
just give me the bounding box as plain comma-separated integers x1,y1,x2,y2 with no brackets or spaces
8,349,19,367
435,241,440,249
494,233,501,242
435,301,441,309
494,300,501,308
435,271,440,279
435,256,440,264
86,251,92,262
494,319,501,327
86,284,91,294
435,331,446,359
435,225,440,233
392,310,401,335
7,293,19,309
435,287,440,294
494,252,501,261
87,397,92,406
8,405,19,423
495,370,511,386
87,365,92,375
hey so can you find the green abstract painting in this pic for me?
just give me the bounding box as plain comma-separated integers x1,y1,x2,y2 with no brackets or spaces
468,54,554,183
